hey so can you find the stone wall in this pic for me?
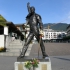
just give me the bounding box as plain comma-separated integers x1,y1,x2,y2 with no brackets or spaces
0,35,4,48
6,35,12,48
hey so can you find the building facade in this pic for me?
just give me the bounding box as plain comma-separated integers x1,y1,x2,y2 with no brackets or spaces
42,28,67,40
66,25,70,36
25,26,67,41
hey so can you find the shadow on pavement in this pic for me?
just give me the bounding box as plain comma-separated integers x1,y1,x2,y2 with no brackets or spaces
53,57,70,61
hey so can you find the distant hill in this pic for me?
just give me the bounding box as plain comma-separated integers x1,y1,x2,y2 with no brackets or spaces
43,23,69,31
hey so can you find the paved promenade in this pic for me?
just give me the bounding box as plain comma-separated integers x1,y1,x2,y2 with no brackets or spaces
0,55,70,70
30,43,70,56
0,43,70,70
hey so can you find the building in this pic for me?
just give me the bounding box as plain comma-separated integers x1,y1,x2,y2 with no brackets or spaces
43,28,67,40
0,15,24,50
24,25,67,42
66,24,70,36
62,24,70,42
15,24,29,42
15,24,26,38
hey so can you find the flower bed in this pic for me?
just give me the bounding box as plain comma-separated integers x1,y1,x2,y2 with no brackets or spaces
24,58,39,70
0,47,6,52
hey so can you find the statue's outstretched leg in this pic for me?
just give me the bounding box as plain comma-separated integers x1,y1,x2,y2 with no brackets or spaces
39,38,48,58
20,33,34,57
35,34,48,58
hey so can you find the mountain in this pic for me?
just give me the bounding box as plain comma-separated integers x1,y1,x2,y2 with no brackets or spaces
43,23,69,31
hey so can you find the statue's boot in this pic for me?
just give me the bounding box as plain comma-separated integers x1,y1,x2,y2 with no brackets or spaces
43,52,49,58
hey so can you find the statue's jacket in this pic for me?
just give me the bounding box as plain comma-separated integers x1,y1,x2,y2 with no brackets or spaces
26,13,43,36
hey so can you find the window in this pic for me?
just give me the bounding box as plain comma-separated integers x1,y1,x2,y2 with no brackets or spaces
0,26,4,34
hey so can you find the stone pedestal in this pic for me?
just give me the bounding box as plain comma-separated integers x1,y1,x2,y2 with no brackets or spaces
14,56,52,70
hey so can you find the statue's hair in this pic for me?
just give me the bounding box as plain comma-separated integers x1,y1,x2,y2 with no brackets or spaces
30,6,35,12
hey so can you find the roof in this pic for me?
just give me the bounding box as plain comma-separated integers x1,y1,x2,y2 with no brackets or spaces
0,15,24,38
15,23,25,26
0,14,7,22
6,22,24,36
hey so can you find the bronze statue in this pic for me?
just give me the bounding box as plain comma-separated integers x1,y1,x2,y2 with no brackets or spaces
20,2,48,58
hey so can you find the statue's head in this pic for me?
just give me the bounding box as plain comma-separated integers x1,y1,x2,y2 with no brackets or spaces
30,6,35,13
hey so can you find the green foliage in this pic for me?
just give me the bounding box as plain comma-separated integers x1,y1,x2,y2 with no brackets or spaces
32,59,39,67
24,59,39,69
0,22,6,26
25,61,32,69
0,15,7,26
0,15,7,22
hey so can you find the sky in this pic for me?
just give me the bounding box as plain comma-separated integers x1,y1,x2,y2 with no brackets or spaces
0,0,70,24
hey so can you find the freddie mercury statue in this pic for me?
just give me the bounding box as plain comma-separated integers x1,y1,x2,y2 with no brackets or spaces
20,2,48,58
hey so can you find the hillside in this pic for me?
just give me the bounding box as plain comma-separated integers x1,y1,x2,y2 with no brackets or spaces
43,23,69,31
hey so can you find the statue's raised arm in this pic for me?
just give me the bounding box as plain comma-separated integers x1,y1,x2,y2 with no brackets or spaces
27,2,31,13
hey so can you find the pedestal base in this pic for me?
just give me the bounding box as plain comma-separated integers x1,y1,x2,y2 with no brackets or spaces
15,56,52,70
